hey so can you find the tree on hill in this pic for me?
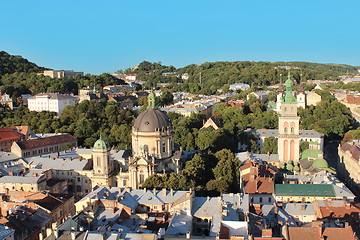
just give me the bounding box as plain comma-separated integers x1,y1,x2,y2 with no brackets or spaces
0,51,44,75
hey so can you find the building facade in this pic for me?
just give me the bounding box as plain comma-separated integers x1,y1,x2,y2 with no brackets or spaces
42,70,84,78
27,93,77,115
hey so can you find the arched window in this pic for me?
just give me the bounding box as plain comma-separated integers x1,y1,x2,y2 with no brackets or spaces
284,127,288,133
291,127,294,133
97,157,101,166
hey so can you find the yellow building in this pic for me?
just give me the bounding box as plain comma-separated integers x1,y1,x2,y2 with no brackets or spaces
338,141,360,188
0,175,47,193
306,91,322,107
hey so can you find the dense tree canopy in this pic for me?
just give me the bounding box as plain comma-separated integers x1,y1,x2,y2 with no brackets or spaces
298,90,354,139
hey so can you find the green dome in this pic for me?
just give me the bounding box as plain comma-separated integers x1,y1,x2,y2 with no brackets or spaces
288,160,293,164
294,166,300,171
301,149,323,160
286,164,294,170
312,158,328,169
93,135,109,150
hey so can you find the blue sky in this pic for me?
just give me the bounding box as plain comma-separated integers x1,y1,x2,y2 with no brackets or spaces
1,0,359,74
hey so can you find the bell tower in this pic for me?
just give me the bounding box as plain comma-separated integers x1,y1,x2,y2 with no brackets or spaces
92,134,113,187
278,72,300,163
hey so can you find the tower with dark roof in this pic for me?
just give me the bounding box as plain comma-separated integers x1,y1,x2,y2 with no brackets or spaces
129,91,175,188
297,74,306,109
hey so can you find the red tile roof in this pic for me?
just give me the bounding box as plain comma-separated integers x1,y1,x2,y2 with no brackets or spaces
241,161,275,194
16,134,77,150
0,127,24,142
322,227,356,240
315,200,360,219
345,95,360,105
288,227,322,240
340,142,360,161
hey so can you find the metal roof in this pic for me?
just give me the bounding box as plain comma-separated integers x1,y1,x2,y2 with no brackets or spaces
275,184,335,197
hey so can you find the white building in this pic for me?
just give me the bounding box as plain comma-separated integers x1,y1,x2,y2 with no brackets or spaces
0,92,13,109
229,83,250,92
41,70,84,78
28,93,77,115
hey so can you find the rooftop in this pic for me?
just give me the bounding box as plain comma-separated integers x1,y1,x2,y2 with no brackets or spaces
16,133,77,150
275,184,335,197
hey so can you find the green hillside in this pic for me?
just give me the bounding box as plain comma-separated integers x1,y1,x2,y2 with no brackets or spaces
0,51,44,75
126,60,359,95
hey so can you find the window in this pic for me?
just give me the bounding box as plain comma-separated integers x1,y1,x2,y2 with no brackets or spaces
97,157,101,166
123,180,127,186
291,127,294,133
259,197,262,203
162,142,166,153
77,177,80,182
284,127,288,133
268,197,272,203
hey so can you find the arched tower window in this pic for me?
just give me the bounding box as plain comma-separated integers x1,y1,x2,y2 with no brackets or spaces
97,157,101,166
290,122,295,134
284,140,289,161
290,140,295,160
284,127,288,133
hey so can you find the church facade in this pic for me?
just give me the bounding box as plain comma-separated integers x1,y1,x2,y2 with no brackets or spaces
88,91,180,190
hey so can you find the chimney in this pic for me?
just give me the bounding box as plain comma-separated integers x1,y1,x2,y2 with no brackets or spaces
68,157,72,161
56,152,59,158
346,203,351,209
71,231,76,240
301,204,306,211
9,171,13,176
170,189,174,196
51,157,55,160
283,222,290,240
262,228,272,238
144,188,147,193
153,188,156,195
162,188,167,196
54,228,59,239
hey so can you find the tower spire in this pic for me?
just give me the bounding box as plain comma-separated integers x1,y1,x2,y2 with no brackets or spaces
283,71,297,103
147,89,156,109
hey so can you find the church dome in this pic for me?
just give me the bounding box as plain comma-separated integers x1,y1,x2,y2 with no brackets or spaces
133,108,172,132
312,158,328,169
93,135,109,150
